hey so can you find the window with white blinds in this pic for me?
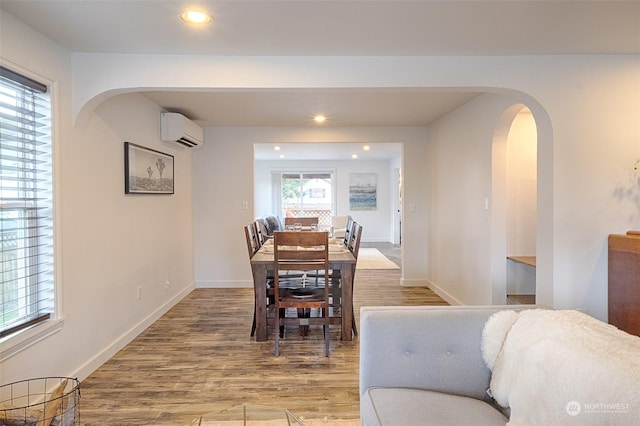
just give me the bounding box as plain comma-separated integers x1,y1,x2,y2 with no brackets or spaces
0,66,54,339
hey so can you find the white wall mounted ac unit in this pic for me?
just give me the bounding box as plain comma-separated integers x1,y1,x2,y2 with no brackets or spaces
160,112,204,148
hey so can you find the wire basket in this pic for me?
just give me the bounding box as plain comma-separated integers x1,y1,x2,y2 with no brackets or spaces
0,377,80,426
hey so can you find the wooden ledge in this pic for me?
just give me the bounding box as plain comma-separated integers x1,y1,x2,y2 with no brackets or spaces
507,256,536,267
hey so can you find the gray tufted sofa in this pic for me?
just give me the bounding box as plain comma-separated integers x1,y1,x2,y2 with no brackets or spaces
359,305,536,426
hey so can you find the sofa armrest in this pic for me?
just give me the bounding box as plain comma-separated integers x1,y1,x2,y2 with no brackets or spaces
359,305,529,403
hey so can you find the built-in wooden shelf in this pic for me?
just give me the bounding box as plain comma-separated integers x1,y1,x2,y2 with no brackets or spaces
507,256,536,267
506,256,536,305
507,294,536,305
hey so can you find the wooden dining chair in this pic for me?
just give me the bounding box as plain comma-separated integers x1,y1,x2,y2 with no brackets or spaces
246,223,298,337
308,221,362,337
342,217,354,246
254,219,267,247
326,221,363,335
245,223,261,258
346,222,363,336
348,222,363,261
245,223,264,337
273,230,330,356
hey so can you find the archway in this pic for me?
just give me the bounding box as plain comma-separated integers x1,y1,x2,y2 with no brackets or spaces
492,103,548,305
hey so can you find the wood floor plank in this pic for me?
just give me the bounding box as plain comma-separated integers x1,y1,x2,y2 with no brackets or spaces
79,244,447,425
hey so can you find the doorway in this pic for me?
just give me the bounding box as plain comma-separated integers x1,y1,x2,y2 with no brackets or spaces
253,142,402,243
394,167,402,245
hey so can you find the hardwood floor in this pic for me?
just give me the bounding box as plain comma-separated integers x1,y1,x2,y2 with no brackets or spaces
79,244,447,425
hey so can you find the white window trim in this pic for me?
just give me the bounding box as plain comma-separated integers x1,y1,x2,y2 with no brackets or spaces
0,60,62,352
0,317,64,362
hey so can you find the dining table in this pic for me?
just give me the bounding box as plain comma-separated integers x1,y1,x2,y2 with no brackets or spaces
250,235,357,342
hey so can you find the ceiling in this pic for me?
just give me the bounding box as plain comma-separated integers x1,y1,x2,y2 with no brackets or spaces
254,142,403,161
3,1,638,56
142,88,481,128
2,1,638,159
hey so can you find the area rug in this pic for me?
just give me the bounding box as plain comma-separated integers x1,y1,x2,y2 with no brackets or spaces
356,248,399,270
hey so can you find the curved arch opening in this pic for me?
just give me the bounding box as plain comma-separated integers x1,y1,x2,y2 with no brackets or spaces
492,103,552,306
81,85,555,306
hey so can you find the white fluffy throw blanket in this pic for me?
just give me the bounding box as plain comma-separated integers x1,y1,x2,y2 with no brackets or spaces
482,309,640,425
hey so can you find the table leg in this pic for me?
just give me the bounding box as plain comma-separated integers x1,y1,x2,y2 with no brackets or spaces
340,263,354,341
253,264,268,342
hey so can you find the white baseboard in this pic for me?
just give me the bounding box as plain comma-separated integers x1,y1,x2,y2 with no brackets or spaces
423,279,462,306
400,278,429,287
71,282,194,381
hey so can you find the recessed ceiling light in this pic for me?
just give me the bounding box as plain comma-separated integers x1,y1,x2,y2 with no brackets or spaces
180,10,213,25
274,146,281,151
363,145,370,151
314,114,327,124
352,154,358,159
279,154,285,159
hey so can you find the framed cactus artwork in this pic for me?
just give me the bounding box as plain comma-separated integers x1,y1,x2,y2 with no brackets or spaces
124,142,174,194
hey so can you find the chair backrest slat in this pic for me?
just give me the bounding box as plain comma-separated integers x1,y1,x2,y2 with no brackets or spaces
343,217,355,246
348,222,363,260
244,223,260,258
274,231,329,272
254,220,267,247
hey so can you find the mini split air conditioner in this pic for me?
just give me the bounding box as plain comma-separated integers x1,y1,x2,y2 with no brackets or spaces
160,112,204,148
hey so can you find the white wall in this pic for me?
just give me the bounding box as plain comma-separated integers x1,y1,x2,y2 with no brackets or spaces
254,158,394,242
0,11,194,383
427,93,523,305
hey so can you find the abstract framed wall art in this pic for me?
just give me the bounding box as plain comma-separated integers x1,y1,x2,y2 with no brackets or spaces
349,173,377,210
124,142,174,194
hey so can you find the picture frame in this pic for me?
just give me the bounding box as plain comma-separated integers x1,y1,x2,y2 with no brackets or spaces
124,142,174,194
349,173,377,210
